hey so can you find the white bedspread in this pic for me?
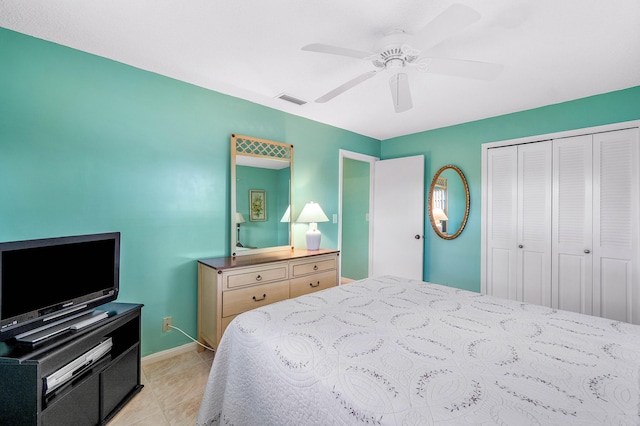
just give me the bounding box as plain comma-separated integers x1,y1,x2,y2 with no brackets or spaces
197,276,640,425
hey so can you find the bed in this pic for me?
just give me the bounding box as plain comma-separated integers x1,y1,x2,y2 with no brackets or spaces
197,275,640,425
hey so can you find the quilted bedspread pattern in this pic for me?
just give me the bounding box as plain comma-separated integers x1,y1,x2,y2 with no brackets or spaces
197,276,640,425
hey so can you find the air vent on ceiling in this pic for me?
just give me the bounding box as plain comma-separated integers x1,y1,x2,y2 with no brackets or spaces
276,93,307,106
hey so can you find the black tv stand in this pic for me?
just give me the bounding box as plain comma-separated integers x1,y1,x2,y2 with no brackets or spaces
0,302,143,425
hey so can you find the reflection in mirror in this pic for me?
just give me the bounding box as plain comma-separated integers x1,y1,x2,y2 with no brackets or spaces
231,134,293,256
428,165,469,240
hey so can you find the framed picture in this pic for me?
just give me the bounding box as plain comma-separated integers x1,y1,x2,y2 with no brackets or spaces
249,190,267,221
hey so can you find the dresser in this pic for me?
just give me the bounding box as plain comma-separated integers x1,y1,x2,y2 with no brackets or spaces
198,249,339,349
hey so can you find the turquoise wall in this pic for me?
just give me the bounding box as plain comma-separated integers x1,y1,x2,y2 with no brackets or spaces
382,86,640,292
0,28,379,356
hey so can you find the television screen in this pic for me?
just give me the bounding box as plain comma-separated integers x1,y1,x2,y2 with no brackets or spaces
0,232,120,341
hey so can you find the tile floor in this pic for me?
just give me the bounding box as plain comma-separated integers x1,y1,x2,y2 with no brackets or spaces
107,348,215,426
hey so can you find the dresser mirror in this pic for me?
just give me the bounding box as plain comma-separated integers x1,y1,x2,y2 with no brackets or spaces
427,164,470,240
231,134,293,256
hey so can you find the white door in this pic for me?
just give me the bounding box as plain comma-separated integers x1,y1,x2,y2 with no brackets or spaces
517,141,552,305
552,135,593,314
371,155,424,279
592,128,639,323
486,142,551,303
552,129,640,322
485,146,518,300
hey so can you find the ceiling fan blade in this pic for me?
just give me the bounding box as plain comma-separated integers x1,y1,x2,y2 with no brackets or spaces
302,43,373,60
389,73,412,113
416,3,481,51
315,70,378,103
424,58,503,80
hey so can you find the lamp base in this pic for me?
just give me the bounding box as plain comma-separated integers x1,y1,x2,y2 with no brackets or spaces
306,228,322,251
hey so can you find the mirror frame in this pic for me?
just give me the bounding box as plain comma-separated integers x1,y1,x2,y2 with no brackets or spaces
231,134,294,256
427,164,470,240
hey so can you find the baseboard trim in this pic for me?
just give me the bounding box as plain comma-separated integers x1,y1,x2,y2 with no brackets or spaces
141,342,198,366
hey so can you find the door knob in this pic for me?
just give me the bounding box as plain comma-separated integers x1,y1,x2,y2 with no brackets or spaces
584,249,591,254
415,235,421,240
518,244,524,248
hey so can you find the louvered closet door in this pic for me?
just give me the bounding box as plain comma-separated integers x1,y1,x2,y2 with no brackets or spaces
552,135,593,314
592,128,640,323
486,146,518,300
517,141,552,305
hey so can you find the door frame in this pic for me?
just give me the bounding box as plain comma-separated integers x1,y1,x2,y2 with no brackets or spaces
338,149,379,281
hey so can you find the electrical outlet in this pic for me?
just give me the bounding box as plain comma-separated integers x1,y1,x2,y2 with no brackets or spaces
162,317,172,332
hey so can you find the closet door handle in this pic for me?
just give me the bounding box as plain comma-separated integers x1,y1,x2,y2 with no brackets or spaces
584,249,591,254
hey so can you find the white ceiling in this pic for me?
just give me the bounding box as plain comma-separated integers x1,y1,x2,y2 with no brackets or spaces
1,0,639,140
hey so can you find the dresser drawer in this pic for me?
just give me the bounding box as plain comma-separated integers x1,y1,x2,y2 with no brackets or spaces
223,262,288,290
290,270,337,298
290,254,337,277
222,280,289,317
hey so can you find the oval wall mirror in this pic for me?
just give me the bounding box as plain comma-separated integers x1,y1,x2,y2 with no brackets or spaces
427,164,470,240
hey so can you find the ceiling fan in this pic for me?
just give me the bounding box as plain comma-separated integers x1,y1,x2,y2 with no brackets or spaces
302,3,503,113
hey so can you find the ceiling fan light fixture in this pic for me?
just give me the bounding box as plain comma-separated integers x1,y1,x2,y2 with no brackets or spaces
373,44,421,71
386,57,405,70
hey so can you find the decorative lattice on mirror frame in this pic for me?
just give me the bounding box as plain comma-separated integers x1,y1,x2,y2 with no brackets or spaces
232,134,292,160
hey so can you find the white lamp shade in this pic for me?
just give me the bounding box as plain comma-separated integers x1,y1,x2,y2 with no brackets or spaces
280,205,290,223
432,208,448,221
235,212,246,224
296,202,329,251
296,202,329,223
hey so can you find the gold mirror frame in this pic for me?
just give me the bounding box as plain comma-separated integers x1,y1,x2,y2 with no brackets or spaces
427,164,470,240
231,134,293,256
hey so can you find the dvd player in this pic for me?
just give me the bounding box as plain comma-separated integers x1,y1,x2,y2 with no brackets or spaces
44,338,112,395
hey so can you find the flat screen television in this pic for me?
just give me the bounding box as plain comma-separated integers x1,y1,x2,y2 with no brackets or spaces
0,232,120,342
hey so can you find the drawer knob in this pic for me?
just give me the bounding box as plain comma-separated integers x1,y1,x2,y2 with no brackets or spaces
313,265,318,271
252,294,266,302
256,275,262,281
310,281,320,288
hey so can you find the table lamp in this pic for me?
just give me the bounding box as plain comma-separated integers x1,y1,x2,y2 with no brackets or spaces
235,212,246,247
296,202,329,250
